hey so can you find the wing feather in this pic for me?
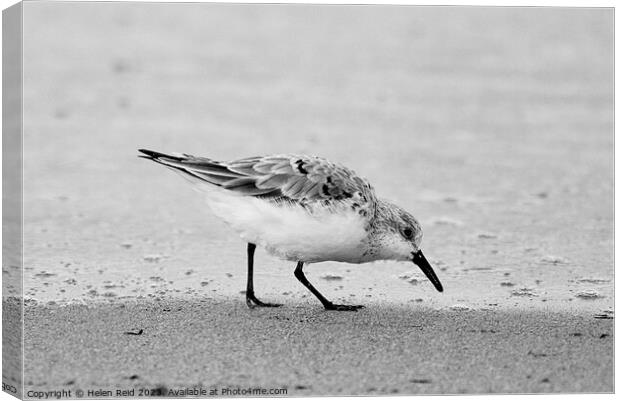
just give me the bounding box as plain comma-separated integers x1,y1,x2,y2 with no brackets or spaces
139,150,376,208
283,176,307,198
192,172,234,186
222,177,256,189
300,180,320,198
256,174,290,189
227,165,258,176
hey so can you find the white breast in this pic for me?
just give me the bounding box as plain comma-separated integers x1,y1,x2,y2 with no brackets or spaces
203,188,369,263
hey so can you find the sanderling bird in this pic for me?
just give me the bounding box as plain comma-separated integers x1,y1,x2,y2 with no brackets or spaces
139,149,443,311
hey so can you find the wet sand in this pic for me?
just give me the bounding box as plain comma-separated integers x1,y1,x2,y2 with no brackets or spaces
16,298,613,395
15,4,612,310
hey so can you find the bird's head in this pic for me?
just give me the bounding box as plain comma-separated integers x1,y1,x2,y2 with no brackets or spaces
374,200,443,292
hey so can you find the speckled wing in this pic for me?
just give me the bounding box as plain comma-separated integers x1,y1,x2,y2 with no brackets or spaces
138,150,376,209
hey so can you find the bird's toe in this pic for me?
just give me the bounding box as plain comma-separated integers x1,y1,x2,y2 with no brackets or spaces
324,303,365,311
246,296,282,308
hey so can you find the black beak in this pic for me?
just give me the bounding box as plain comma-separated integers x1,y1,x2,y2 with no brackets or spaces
412,251,443,292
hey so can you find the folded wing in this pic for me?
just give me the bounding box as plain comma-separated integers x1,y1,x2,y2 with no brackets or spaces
138,149,376,207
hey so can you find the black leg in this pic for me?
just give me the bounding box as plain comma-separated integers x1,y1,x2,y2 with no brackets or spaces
294,261,364,311
245,243,281,308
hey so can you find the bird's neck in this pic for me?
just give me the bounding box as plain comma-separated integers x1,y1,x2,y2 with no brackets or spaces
372,199,399,226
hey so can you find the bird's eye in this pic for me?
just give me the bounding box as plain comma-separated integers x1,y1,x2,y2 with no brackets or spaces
402,227,413,239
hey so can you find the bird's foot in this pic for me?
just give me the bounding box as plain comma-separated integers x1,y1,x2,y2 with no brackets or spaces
324,303,365,311
246,294,282,309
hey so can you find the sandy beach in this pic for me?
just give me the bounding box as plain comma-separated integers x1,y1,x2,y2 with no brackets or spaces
3,3,613,397
13,297,613,395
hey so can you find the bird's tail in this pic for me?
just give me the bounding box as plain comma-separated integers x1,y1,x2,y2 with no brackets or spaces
139,148,247,197
138,148,222,171
137,148,219,184
138,148,197,163
138,149,277,197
